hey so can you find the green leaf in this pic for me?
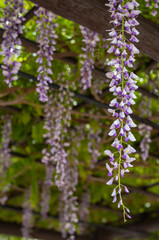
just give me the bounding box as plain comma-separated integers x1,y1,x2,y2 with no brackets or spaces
21,110,31,125
32,122,44,143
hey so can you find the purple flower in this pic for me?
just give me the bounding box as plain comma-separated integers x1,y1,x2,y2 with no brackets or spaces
106,177,114,185
21,189,34,238
35,7,58,102
41,75,74,189
59,161,78,240
88,128,101,168
0,115,12,172
1,0,25,87
41,165,54,217
145,0,159,16
124,186,129,193
113,195,117,203
139,97,152,161
105,0,140,221
104,150,114,162
111,188,116,197
79,190,90,234
80,26,99,90
106,163,113,176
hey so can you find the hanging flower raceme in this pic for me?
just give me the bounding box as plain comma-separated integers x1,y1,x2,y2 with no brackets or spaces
105,0,140,221
59,160,78,240
80,26,100,90
42,77,74,189
1,0,24,87
35,7,58,102
88,127,101,168
41,165,54,217
21,189,34,238
0,184,11,206
145,0,159,16
139,124,152,161
42,94,67,189
58,121,79,240
0,115,12,173
79,189,90,234
138,97,152,161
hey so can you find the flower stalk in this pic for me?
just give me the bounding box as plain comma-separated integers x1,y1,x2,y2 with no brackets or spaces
105,0,140,221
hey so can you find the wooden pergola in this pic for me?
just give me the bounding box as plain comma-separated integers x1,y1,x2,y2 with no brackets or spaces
0,1,159,239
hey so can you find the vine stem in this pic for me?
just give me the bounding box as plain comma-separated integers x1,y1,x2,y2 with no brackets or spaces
118,0,126,222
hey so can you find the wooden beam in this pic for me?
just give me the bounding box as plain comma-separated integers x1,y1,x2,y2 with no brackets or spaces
0,205,158,240
30,0,159,62
0,219,88,240
23,6,38,25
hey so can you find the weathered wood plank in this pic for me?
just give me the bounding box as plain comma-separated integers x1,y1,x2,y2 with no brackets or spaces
0,219,88,240
31,0,159,62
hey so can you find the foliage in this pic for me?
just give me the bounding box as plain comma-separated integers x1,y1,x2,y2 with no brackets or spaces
0,0,158,239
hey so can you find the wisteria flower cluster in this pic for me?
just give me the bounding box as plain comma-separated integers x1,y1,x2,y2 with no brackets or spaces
145,0,159,16
41,165,54,217
35,7,58,102
138,97,152,161
59,161,78,240
0,115,12,173
57,115,80,240
105,0,140,221
21,189,34,238
79,189,90,234
88,128,101,168
80,26,100,90
1,0,25,87
0,184,11,206
41,73,79,237
42,77,74,189
42,93,67,188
